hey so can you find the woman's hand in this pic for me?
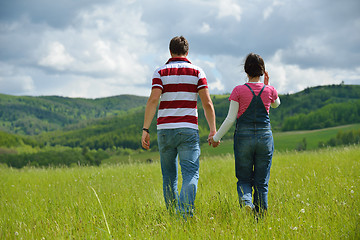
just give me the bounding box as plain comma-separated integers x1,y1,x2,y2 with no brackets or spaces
208,136,220,148
264,71,269,85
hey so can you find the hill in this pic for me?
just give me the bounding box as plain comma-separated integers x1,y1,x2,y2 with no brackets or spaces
197,84,360,139
0,94,148,135
206,84,360,130
37,84,360,151
0,84,359,152
271,84,360,130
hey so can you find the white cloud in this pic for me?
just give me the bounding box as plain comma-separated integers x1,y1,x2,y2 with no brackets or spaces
39,75,151,98
200,22,211,34
217,0,242,21
35,4,151,87
39,41,75,71
263,0,284,20
208,77,225,92
266,50,353,94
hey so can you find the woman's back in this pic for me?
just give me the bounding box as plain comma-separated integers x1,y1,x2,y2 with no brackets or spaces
229,82,278,119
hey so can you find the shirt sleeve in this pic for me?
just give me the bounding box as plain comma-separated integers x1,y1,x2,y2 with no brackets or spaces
229,86,240,102
271,96,281,108
212,100,239,142
152,70,163,90
271,87,278,103
197,69,208,90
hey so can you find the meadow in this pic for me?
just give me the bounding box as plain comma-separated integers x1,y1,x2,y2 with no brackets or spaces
1,145,359,239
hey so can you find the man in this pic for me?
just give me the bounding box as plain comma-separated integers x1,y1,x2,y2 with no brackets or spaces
141,36,216,217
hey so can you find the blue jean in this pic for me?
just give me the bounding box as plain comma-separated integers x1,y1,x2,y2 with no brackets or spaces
157,128,200,216
233,124,274,212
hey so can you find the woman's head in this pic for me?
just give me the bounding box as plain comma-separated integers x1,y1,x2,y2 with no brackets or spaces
244,53,265,78
169,36,189,56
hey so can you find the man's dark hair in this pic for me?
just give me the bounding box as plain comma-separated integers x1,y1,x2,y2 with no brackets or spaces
244,53,265,78
169,36,189,56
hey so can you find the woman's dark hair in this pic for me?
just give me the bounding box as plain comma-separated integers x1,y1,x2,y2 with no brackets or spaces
244,53,265,78
169,36,189,55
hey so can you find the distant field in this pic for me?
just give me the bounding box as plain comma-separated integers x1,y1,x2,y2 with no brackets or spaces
1,145,359,239
273,123,360,151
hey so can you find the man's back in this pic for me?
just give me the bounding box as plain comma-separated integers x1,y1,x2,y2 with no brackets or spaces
152,57,207,130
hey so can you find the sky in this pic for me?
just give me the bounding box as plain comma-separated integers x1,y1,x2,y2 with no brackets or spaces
0,0,359,98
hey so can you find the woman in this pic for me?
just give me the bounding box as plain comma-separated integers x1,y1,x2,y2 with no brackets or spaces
210,53,280,215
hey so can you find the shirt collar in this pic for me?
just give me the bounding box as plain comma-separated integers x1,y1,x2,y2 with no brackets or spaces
166,57,191,64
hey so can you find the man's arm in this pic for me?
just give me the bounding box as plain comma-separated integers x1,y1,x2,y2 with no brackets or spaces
198,88,216,141
141,88,162,150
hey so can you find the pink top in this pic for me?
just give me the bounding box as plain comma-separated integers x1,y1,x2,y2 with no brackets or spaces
229,82,278,118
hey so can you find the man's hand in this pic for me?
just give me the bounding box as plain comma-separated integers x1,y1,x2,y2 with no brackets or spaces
141,131,150,150
208,136,220,148
207,131,216,146
141,88,161,150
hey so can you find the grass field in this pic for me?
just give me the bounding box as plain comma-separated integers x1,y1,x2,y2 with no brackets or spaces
1,145,359,239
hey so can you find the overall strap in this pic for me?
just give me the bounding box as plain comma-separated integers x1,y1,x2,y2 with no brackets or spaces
258,84,266,97
244,83,255,96
244,83,266,97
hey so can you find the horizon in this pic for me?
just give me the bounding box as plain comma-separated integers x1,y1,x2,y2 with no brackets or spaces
0,82,358,100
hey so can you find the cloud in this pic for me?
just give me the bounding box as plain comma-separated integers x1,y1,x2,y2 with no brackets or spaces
263,0,283,20
217,0,242,21
39,42,75,71
0,0,359,98
0,62,34,95
266,50,358,94
200,22,211,34
1,2,152,97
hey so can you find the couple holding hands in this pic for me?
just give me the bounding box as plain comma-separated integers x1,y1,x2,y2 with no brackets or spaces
141,36,280,218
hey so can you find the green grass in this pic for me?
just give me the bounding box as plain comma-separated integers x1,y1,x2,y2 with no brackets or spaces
200,123,360,158
273,124,360,151
1,145,359,239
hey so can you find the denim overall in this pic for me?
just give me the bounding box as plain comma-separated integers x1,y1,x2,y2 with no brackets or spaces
233,83,274,212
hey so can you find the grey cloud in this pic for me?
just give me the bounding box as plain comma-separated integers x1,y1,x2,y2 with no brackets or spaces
0,0,113,28
0,0,359,98
141,0,360,70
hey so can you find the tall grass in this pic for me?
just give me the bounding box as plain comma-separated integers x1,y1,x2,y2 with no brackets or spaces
1,145,359,239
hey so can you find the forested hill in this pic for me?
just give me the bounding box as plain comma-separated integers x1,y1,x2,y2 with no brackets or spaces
274,84,360,131
200,84,360,130
0,84,359,151
265,84,360,130
0,94,148,135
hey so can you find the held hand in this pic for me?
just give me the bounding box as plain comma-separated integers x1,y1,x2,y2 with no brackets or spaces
207,131,216,146
141,131,150,150
264,71,269,85
208,136,220,148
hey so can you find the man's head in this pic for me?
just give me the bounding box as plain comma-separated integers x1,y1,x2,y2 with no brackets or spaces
169,36,189,57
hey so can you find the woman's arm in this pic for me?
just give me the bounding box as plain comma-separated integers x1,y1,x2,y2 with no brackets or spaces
212,100,239,142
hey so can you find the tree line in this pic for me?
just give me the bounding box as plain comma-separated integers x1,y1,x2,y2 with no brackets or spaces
281,100,360,131
319,129,360,148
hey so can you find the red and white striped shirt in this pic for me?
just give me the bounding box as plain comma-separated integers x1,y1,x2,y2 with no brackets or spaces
152,57,208,130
